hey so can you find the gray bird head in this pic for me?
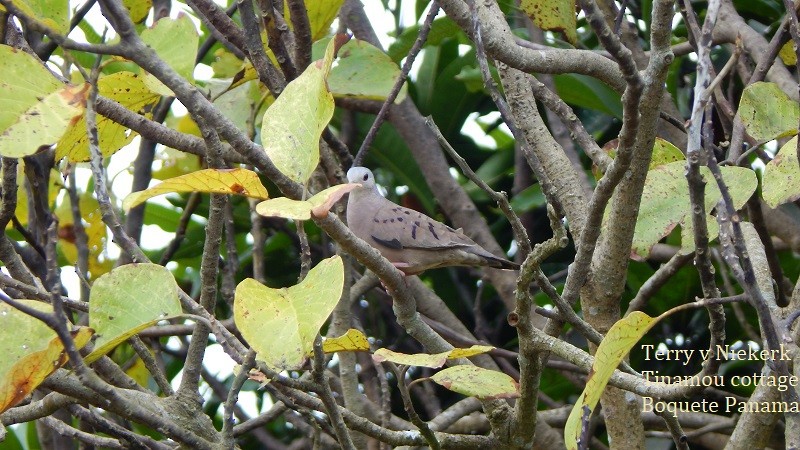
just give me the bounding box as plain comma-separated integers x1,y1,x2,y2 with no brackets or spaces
347,167,377,190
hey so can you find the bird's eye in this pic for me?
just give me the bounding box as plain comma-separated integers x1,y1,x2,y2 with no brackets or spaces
362,174,368,181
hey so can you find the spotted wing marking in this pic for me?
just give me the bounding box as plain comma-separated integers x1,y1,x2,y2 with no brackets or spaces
372,236,403,249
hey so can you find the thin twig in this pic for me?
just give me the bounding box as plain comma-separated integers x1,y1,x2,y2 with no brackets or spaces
424,116,531,256
222,349,257,445
352,1,440,166
312,335,356,450
390,364,440,449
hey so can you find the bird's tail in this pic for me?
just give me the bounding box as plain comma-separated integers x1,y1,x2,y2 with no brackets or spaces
485,255,520,271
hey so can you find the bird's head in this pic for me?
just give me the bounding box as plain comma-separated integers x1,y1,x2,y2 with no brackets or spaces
346,166,377,191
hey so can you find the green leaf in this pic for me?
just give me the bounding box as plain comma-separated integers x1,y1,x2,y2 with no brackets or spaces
429,366,519,399
284,0,345,41
0,423,24,450
312,38,407,102
122,0,151,23
520,0,577,45
234,256,344,370
387,17,462,62
0,45,87,157
631,161,757,258
211,48,245,79
56,72,160,162
510,184,545,213
88,264,183,361
7,0,69,33
0,301,93,413
208,79,264,133
565,312,656,450
738,81,800,142
762,136,800,207
261,37,339,184
140,16,199,95
123,168,269,211
255,183,358,220
554,74,623,119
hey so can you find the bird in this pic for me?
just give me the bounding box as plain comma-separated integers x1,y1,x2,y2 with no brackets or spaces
345,166,520,275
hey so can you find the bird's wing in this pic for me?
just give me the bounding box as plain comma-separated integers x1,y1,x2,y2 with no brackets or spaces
367,203,477,251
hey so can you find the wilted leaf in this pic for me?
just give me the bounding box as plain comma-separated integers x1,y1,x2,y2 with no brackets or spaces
123,168,269,211
0,301,93,413
520,0,577,45
373,345,495,368
256,183,358,220
55,189,111,277
234,256,344,370
565,312,656,450
318,329,370,354
779,41,798,66
762,137,800,207
448,345,494,359
430,366,519,399
57,72,160,162
87,264,183,361
373,348,450,368
738,82,799,142
0,45,87,157
261,36,340,183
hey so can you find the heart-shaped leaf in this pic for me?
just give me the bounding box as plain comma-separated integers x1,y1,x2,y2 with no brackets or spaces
234,256,344,370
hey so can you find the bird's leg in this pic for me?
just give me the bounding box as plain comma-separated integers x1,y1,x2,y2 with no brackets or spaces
391,262,414,275
377,263,413,293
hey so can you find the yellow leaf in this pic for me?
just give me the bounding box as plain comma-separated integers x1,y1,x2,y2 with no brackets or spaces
256,183,358,220
261,36,343,183
56,72,160,162
234,256,344,370
430,366,519,400
762,136,800,208
448,345,494,359
318,329,370,354
0,301,93,413
0,45,88,157
123,168,269,211
779,41,797,66
564,312,656,450
56,189,111,277
8,0,69,34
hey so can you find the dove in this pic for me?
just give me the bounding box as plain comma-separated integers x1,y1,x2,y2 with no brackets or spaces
345,167,520,275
